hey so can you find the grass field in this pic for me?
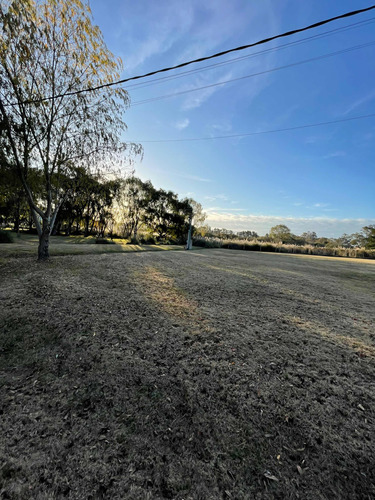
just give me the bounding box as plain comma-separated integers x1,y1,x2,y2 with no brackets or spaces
0,232,183,263
1,248,374,499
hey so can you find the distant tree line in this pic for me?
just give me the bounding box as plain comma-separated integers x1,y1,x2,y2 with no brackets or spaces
1,162,373,251
195,223,375,250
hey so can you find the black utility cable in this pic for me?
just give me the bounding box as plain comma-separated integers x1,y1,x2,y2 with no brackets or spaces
133,113,375,143
4,4,375,106
125,17,375,92
131,41,375,106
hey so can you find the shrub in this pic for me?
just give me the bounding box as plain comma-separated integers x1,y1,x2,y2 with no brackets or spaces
193,237,222,248
0,230,13,243
140,235,156,245
260,243,276,252
95,238,115,245
191,237,375,259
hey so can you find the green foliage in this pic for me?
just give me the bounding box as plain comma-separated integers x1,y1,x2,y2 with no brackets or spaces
363,225,375,249
0,229,13,243
129,236,139,245
0,0,141,259
118,177,195,244
95,238,115,245
139,235,156,245
118,177,155,240
269,224,294,243
193,236,375,259
300,231,318,244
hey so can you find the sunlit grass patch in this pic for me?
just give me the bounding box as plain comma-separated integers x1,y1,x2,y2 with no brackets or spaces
0,232,184,261
286,315,375,358
133,266,215,336
133,266,199,319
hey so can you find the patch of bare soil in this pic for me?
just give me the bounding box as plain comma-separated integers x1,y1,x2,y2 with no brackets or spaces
0,249,374,499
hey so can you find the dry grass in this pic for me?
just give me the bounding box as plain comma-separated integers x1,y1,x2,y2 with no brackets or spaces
0,232,183,259
1,249,374,499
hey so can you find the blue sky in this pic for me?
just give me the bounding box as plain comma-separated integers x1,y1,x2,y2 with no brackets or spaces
89,0,375,237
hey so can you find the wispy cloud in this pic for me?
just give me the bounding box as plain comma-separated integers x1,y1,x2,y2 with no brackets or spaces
208,121,233,135
343,90,375,115
180,174,212,182
150,167,211,183
206,207,246,212
181,71,234,110
323,151,346,159
175,119,190,130
117,3,194,72
204,194,229,202
305,136,317,144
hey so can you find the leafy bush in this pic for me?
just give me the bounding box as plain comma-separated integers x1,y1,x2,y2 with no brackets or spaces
260,243,276,252
141,235,156,245
0,230,14,243
95,238,115,245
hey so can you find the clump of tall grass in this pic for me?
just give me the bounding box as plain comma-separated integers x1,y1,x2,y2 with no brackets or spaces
193,237,222,249
192,237,375,259
95,238,115,245
0,230,14,243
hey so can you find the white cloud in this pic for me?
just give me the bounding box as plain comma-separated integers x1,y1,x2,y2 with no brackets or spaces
147,167,212,183
175,119,190,130
204,212,375,238
343,90,375,116
206,207,246,212
204,194,229,202
181,71,234,110
363,132,374,141
305,136,317,144
209,121,232,134
117,3,194,71
180,174,212,182
323,151,346,159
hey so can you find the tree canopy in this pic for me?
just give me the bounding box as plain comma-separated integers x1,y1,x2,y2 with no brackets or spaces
0,0,141,259
269,224,293,243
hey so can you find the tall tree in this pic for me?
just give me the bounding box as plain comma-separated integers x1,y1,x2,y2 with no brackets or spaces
119,177,154,240
0,0,140,259
362,225,375,249
144,189,192,242
269,224,294,243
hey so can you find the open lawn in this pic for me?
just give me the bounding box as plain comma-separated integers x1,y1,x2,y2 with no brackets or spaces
0,249,374,499
0,232,183,262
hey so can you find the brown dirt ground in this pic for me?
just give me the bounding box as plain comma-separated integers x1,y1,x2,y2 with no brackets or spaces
0,248,374,499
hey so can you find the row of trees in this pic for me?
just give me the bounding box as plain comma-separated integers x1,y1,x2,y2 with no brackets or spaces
0,0,141,259
0,168,205,244
195,224,375,249
266,224,375,249
0,0,206,253
118,177,205,242
1,0,372,257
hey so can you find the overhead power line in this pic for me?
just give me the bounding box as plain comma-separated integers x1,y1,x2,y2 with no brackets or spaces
131,41,375,106
131,112,375,143
5,4,375,106
126,17,375,92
